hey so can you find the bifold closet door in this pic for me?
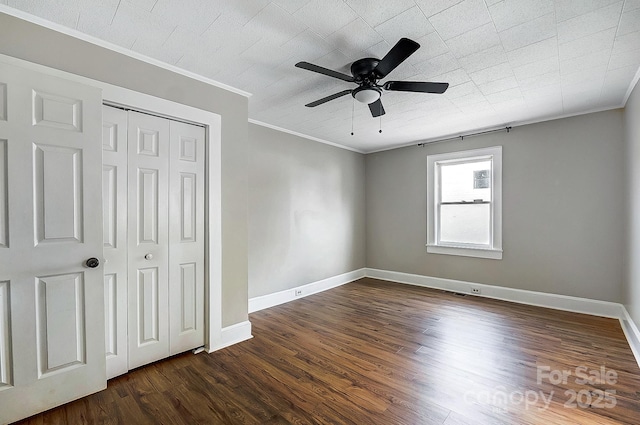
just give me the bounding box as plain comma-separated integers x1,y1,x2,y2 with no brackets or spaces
102,106,128,379
127,111,170,370
106,109,205,373
168,121,205,354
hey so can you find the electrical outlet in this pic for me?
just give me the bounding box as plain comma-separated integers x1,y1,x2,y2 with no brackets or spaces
295,289,303,296
471,287,481,295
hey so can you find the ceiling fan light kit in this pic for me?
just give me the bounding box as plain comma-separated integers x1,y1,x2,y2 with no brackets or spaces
295,38,449,119
352,86,381,104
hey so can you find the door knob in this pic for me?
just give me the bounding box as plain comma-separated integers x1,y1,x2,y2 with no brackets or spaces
85,257,100,268
144,253,153,260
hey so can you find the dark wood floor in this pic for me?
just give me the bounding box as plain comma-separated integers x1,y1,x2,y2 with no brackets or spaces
15,278,640,424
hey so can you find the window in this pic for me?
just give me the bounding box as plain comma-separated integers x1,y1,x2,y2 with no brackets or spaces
427,146,502,259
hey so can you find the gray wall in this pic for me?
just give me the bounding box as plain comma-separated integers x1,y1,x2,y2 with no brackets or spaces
625,81,640,325
248,124,365,298
366,110,626,302
0,13,248,327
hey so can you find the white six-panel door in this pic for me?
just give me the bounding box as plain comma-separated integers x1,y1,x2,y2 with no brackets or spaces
0,62,106,423
104,108,205,375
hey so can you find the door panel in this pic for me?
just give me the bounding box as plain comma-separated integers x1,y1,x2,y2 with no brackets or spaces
36,273,86,375
0,138,7,248
169,121,204,355
103,166,117,248
33,144,83,244
0,83,6,121
127,111,169,370
137,129,159,157
0,61,105,423
179,262,197,332
104,274,117,356
32,90,82,132
102,105,128,379
137,267,159,344
0,280,10,389
179,173,196,242
138,168,159,244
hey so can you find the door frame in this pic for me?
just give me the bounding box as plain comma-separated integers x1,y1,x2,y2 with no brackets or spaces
0,53,224,353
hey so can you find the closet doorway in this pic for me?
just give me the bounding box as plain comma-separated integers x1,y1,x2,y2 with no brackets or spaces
102,105,205,378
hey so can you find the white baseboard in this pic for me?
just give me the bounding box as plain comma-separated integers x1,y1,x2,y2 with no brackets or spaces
366,268,640,368
249,268,366,313
207,320,252,353
621,306,640,367
366,268,624,318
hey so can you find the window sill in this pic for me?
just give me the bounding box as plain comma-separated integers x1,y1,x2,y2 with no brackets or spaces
426,244,503,260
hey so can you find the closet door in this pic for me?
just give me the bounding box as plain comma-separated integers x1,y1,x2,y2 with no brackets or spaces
102,106,128,379
169,121,205,354
127,111,170,369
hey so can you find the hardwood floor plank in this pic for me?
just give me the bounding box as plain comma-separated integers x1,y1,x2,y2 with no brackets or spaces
13,278,640,424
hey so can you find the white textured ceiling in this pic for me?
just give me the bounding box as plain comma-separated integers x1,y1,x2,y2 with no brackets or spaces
5,0,640,152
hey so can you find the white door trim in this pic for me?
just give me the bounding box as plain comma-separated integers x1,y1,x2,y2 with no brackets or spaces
0,53,224,354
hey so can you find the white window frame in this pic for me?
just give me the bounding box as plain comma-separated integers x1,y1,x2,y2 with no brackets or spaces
426,146,503,260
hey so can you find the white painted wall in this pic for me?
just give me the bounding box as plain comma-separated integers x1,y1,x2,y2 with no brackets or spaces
248,123,365,298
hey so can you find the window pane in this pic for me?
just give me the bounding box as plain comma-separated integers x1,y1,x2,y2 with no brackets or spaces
440,203,490,245
441,160,491,202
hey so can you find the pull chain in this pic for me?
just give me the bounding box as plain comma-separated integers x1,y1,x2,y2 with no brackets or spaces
351,97,355,136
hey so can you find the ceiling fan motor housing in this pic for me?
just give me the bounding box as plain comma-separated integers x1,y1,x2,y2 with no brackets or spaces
351,58,380,82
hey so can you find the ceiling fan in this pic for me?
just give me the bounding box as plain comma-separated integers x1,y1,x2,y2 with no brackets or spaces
295,38,449,118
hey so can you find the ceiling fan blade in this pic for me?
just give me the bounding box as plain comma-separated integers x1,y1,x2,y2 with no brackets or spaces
368,99,385,117
374,38,420,79
295,61,355,82
305,90,353,107
384,81,449,94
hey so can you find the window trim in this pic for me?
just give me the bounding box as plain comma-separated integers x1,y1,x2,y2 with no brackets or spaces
426,146,503,260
